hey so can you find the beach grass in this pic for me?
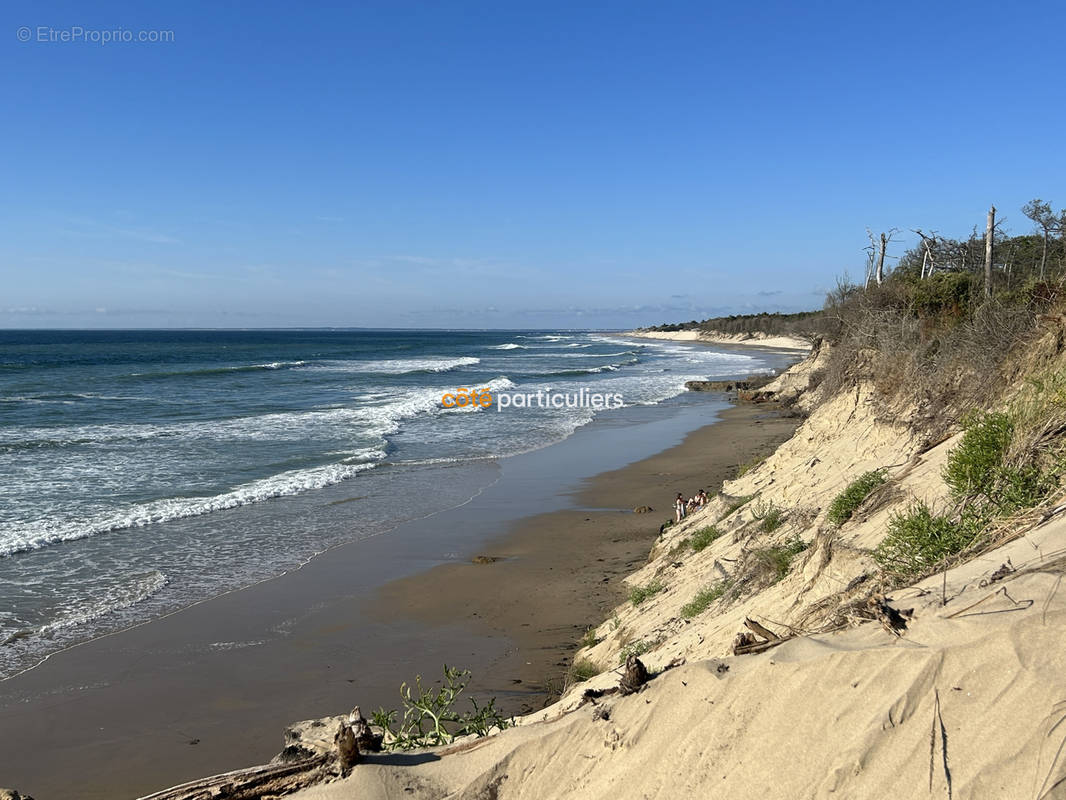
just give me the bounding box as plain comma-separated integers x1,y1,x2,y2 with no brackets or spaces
628,579,665,606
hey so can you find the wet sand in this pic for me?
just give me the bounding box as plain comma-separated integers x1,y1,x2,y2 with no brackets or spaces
0,399,798,800
374,403,800,708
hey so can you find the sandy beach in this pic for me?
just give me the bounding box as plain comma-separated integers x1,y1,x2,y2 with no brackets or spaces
622,329,812,352
0,392,798,800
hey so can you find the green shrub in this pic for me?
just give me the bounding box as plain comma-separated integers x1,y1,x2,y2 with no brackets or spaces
760,506,785,533
724,494,754,516
826,469,888,526
942,411,1056,513
687,526,723,552
628,579,665,606
371,665,510,750
579,627,598,648
680,581,731,619
992,465,1056,514
752,537,807,582
736,457,763,479
873,503,979,577
618,636,663,664
568,658,603,683
943,412,1014,500
910,271,975,318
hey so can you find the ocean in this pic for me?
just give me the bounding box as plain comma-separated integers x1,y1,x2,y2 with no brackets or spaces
0,329,791,678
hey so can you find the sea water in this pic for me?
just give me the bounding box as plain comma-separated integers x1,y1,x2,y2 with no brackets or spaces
0,329,791,677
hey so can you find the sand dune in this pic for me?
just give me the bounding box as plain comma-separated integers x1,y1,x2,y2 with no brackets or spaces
288,339,1066,800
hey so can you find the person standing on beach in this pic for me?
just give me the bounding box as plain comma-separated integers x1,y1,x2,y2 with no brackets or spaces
674,493,686,523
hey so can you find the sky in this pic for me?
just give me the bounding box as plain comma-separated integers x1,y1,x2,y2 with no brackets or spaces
2,0,1065,329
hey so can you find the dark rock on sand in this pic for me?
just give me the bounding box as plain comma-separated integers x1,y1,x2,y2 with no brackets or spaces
685,374,775,394
472,555,501,564
633,505,653,514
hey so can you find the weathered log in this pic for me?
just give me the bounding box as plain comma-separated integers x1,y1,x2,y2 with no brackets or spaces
136,755,330,800
743,618,781,642
139,709,382,799
732,619,791,655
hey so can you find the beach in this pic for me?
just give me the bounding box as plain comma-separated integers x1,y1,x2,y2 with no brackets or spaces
0,372,799,799
623,329,811,352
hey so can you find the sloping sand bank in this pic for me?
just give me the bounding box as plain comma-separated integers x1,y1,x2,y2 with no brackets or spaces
293,513,1066,800
287,336,1066,800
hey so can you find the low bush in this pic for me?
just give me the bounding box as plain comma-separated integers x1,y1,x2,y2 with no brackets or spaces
723,494,754,516
943,412,1014,499
752,500,785,532
826,469,888,526
687,526,723,552
628,579,665,606
568,658,604,684
736,457,764,479
752,537,807,582
943,410,1058,513
760,506,785,533
680,581,731,619
618,636,664,664
371,665,510,750
873,503,979,578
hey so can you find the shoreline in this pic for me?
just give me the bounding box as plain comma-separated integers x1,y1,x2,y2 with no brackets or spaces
371,402,800,714
0,385,800,799
620,329,812,352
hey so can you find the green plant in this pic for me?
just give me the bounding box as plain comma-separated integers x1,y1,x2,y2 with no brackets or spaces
736,456,764,479
579,627,598,648
723,494,754,516
680,581,731,619
687,525,723,552
618,636,664,664
568,658,603,684
752,537,807,582
610,614,621,631
759,505,785,533
873,503,980,578
628,579,665,606
371,665,510,750
943,412,1014,500
826,469,888,526
942,410,1058,513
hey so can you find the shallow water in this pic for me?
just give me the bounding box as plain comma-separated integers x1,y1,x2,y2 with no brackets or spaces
0,329,794,677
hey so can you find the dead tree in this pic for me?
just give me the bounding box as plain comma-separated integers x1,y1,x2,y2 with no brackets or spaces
864,228,899,286
1023,198,1057,279
913,229,939,278
984,206,996,297
876,231,888,285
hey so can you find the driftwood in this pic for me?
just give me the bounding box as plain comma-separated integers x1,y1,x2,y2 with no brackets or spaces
138,708,381,800
867,596,913,636
135,756,331,800
732,618,790,655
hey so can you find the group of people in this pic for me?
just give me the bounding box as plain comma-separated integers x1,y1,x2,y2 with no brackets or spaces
674,489,708,522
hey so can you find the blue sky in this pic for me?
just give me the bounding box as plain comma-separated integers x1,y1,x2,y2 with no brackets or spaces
2,0,1064,329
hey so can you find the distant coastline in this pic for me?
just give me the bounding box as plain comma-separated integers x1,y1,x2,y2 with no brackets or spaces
621,328,812,352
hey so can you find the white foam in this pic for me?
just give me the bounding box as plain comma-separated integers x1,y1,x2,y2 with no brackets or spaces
312,356,480,374
487,343,526,350
37,570,169,637
0,462,377,558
